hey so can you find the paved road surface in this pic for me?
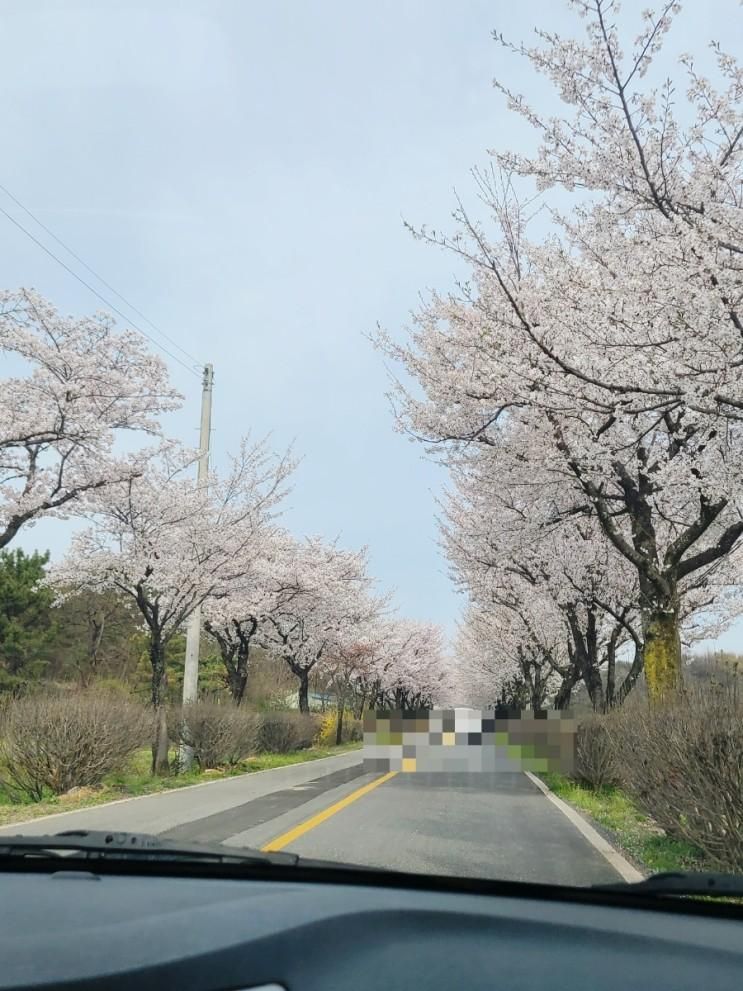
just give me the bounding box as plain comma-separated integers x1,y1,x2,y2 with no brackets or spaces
0,752,621,885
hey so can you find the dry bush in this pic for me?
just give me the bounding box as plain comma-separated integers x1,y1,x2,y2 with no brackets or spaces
572,715,620,790
243,649,297,708
174,702,259,768
297,712,323,749
0,691,149,802
256,712,322,753
341,715,362,743
609,685,743,872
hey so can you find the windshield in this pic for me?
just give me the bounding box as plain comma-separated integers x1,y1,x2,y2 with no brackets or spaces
0,0,741,893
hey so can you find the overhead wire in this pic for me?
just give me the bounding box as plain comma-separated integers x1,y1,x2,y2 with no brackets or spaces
0,189,202,378
0,182,202,369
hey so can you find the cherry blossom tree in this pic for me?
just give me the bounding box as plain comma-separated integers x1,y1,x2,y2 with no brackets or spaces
321,636,378,741
367,618,449,710
0,289,182,549
451,607,549,710
48,437,293,772
338,617,447,712
263,536,385,712
202,587,267,706
201,529,300,705
444,427,743,709
379,1,743,697
442,440,643,709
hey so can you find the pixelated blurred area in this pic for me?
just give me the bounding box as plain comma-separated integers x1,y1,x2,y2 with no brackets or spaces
363,708,575,773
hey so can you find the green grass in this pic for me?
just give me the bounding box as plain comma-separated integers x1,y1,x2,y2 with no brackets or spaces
0,742,362,827
541,772,707,876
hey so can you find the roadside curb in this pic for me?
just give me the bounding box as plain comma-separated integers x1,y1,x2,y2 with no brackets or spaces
525,771,644,882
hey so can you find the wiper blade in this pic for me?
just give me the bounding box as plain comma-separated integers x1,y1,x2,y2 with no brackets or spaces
0,829,298,867
594,871,743,899
0,829,388,875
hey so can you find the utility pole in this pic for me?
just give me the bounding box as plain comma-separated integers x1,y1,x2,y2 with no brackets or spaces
179,363,214,771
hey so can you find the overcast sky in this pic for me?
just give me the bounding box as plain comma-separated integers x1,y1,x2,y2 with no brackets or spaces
2,0,741,650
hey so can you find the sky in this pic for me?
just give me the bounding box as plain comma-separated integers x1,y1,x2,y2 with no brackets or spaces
1,0,741,650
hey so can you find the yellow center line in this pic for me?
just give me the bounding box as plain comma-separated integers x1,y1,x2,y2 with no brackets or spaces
261,770,398,852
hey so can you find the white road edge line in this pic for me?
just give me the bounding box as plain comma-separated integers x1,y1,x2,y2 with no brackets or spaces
0,751,363,833
524,771,644,883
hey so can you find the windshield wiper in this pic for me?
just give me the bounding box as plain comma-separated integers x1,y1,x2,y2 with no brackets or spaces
593,871,743,899
0,829,389,876
0,829,299,867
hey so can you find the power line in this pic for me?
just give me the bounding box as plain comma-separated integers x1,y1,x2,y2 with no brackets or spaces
0,193,202,378
0,182,202,368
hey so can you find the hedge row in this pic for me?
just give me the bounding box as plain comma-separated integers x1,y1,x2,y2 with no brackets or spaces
571,684,743,873
0,693,360,803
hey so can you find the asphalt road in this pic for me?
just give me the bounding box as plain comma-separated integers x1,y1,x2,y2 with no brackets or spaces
0,752,623,886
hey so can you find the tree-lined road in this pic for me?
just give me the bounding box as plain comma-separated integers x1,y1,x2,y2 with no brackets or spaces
0,753,628,886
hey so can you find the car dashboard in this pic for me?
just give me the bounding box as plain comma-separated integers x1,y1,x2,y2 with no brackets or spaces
1,868,742,991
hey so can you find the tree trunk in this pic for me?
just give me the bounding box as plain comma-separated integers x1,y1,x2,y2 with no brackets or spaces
565,607,605,710
584,610,605,710
354,688,367,719
230,670,248,705
89,610,105,672
614,645,644,707
528,664,545,712
228,652,249,706
335,700,345,746
642,605,682,699
231,621,256,706
298,669,310,714
79,609,105,688
153,704,170,776
605,634,617,710
206,624,245,705
583,663,605,711
150,637,170,775
553,678,575,710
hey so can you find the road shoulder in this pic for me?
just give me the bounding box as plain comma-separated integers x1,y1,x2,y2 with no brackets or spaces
526,772,643,881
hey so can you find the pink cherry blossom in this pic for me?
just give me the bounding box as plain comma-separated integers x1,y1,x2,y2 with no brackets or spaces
378,1,743,698
0,288,182,548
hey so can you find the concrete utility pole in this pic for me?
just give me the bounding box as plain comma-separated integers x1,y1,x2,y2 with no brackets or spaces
179,363,214,771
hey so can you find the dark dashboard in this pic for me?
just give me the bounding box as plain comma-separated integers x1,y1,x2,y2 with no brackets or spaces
1,868,742,991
